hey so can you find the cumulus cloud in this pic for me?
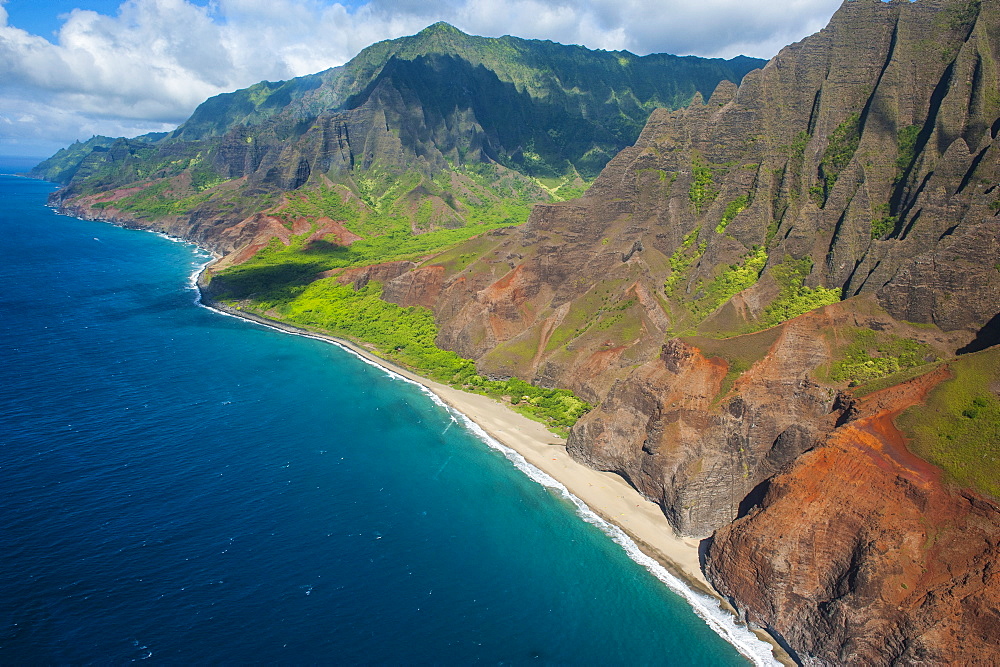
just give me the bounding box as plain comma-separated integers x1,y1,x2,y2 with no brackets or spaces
0,0,844,157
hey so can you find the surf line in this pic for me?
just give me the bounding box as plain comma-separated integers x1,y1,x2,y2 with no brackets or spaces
188,266,779,667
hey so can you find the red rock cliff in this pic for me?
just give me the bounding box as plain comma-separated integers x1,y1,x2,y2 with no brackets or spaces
706,366,1000,663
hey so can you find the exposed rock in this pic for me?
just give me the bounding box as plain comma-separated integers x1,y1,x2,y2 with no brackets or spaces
382,265,446,308
336,261,417,290
706,366,1000,664
568,308,846,537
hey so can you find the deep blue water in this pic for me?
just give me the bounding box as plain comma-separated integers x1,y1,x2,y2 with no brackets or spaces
0,172,761,665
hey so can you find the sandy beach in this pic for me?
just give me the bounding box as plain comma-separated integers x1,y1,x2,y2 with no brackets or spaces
203,300,788,666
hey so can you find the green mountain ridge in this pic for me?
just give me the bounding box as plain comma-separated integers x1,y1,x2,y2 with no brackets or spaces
32,23,761,188
32,24,762,283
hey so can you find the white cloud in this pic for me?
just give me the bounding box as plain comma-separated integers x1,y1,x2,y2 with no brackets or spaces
0,0,845,157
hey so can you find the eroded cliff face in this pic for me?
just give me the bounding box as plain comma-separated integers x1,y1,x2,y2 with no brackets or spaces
563,300,973,537
405,0,1000,538
706,366,1000,665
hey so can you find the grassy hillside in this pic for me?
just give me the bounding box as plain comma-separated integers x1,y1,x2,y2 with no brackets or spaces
899,347,1000,499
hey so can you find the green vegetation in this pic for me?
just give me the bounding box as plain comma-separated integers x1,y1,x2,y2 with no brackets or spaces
899,346,1000,499
716,194,750,234
826,328,936,386
535,173,592,201
663,248,839,339
275,165,538,237
664,228,705,296
593,297,640,336
282,184,364,225
756,257,841,329
687,245,768,321
27,135,119,184
871,213,898,239
895,124,921,179
93,181,216,217
210,164,544,300
789,131,810,161
714,358,751,403
215,220,519,302
224,280,590,434
943,0,982,30
689,156,719,214
543,281,628,352
683,327,782,405
851,360,944,398
812,113,861,207
785,131,810,209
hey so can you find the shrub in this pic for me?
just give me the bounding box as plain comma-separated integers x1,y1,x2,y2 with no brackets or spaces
716,195,749,234
757,257,841,328
689,156,718,214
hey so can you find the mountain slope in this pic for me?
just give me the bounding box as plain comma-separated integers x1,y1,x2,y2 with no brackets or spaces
31,23,762,255
398,0,999,530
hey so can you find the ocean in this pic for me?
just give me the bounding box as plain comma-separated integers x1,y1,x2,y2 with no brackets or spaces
0,171,766,665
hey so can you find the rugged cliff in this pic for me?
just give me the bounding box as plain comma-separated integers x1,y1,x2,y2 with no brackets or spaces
707,354,1000,665
408,0,1000,535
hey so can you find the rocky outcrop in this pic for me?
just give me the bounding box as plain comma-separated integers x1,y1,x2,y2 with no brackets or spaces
566,326,835,537
382,265,446,308
334,261,417,290
564,300,966,537
706,366,1000,664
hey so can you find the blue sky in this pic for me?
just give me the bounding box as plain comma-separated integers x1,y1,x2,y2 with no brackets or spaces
0,0,844,159
3,0,155,36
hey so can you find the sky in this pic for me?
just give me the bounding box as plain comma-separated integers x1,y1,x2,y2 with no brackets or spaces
0,0,845,159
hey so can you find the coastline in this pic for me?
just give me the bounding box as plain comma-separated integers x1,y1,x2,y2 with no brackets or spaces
199,295,790,667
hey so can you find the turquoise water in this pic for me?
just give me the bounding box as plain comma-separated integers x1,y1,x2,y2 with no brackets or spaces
0,172,763,664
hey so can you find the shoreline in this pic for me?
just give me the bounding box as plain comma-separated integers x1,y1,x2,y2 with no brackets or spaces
50,205,790,665
205,300,711,586
199,296,790,666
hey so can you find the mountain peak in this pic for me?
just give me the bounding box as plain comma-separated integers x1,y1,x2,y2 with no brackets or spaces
417,22,466,38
